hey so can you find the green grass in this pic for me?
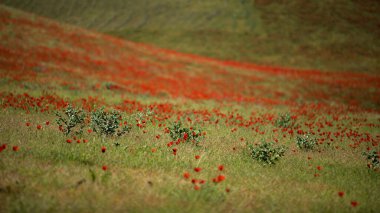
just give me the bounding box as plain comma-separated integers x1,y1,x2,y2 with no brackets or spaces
2,0,379,73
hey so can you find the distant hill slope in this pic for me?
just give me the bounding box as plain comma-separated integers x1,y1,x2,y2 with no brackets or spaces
2,0,380,73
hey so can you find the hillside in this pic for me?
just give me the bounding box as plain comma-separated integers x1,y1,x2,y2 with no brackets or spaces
2,0,380,73
1,4,380,213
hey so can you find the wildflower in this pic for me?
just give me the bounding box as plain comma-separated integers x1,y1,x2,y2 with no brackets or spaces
83,139,88,143
167,142,173,147
226,188,231,193
77,139,81,143
191,179,198,184
156,135,160,139
195,155,200,159
102,165,107,171
0,144,6,152
66,139,72,143
37,124,42,130
101,146,106,153
183,172,190,179
338,191,344,197
183,132,188,141
45,121,50,125
26,122,31,127
317,166,322,171
12,146,19,152
151,148,157,153
199,180,205,184
218,165,224,171
194,185,200,190
87,129,93,133
217,175,225,182
194,167,201,172
350,201,358,207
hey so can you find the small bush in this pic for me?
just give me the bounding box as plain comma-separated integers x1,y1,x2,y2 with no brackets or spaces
248,141,286,165
168,122,203,145
55,104,86,136
275,113,293,128
90,107,131,137
363,150,380,170
296,133,317,150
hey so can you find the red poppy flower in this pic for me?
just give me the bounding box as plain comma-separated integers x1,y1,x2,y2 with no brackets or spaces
167,142,173,147
183,172,190,179
199,180,205,184
172,148,177,153
217,175,225,182
12,146,19,152
101,146,106,153
87,129,93,133
45,121,50,125
66,139,72,143
195,155,200,159
350,201,358,207
194,167,201,172
194,185,200,190
218,165,224,171
102,165,107,171
77,139,81,143
338,191,344,197
26,122,31,127
183,132,188,141
83,139,88,143
151,148,157,153
37,125,42,130
317,166,322,171
191,179,198,184
226,188,231,193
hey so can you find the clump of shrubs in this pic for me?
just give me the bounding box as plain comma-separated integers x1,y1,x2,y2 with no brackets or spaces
56,105,131,138
248,141,286,165
296,133,317,151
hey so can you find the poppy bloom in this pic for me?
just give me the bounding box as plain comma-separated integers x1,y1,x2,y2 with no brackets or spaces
77,139,81,143
66,139,72,143
217,175,225,182
87,129,93,133
218,165,224,171
317,166,322,171
338,191,344,197
151,148,157,153
45,121,50,125
191,179,198,184
194,167,201,172
0,144,7,152
350,201,358,207
167,142,173,147
226,188,231,193
199,180,205,184
183,172,190,179
183,132,188,141
83,139,88,143
195,155,200,159
102,165,107,171
172,148,177,153
194,185,200,190
101,146,106,153
12,146,19,151
37,125,42,130
26,122,31,127
156,135,160,139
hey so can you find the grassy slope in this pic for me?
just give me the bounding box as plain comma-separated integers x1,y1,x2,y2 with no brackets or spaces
2,0,380,73
1,4,380,213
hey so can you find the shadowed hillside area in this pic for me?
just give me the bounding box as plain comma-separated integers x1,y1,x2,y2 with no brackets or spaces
2,0,380,73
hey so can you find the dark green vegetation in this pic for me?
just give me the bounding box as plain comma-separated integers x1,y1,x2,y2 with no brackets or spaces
3,0,380,73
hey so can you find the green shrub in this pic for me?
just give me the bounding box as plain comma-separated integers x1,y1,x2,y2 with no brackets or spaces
296,133,317,150
275,113,293,128
363,150,380,170
55,104,86,136
168,122,203,145
90,107,131,137
248,141,286,165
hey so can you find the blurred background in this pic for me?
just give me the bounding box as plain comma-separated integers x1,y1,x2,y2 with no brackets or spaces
2,0,379,74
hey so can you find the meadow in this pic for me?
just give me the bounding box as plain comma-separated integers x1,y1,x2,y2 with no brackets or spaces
0,3,380,213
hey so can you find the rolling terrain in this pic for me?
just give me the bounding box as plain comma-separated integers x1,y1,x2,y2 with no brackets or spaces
0,4,380,213
2,0,380,73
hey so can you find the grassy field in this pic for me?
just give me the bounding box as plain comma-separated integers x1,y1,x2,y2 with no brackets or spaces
2,0,380,73
1,4,380,213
